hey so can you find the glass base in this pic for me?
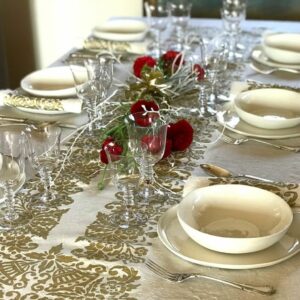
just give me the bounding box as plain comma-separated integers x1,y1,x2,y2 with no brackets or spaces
0,210,28,231
136,181,168,204
110,209,148,229
31,193,57,210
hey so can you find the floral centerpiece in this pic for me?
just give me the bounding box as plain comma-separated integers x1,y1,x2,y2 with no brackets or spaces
98,50,202,189
124,50,205,103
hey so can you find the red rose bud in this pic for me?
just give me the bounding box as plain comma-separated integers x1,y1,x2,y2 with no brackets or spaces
100,138,123,164
169,119,193,151
162,138,173,159
141,135,162,154
193,64,205,80
133,56,157,78
166,122,176,139
161,50,184,66
130,99,159,114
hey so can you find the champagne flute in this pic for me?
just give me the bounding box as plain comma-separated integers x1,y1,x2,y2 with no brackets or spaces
125,111,167,203
104,140,147,228
0,127,26,230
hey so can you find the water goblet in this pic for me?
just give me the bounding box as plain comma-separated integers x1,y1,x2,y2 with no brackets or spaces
145,0,168,58
125,111,167,203
104,141,146,228
0,127,26,230
26,125,61,209
167,0,192,51
69,54,114,133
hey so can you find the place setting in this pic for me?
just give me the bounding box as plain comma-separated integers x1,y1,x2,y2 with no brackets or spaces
250,32,300,75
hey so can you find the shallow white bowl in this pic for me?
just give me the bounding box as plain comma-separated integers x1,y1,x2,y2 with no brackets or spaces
177,184,293,254
21,66,80,97
93,19,148,41
263,33,300,64
234,88,300,129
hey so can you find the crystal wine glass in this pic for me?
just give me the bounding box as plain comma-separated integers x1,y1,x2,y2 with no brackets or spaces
145,0,168,58
167,0,192,51
104,141,146,228
125,111,167,203
0,127,26,230
221,0,247,61
26,125,61,209
69,54,114,133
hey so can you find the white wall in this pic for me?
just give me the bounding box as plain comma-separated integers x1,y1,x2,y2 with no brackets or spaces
29,0,143,69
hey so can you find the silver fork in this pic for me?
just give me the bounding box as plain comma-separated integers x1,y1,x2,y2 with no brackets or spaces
221,134,300,153
250,61,300,75
145,259,275,295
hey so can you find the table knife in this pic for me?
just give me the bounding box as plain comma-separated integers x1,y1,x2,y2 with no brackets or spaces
0,115,77,129
200,163,284,185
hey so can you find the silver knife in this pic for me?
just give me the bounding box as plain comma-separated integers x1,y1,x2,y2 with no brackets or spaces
200,163,285,186
0,115,77,129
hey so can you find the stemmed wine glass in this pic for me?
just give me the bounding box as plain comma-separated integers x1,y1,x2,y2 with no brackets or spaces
167,0,192,51
104,140,146,228
0,127,26,230
25,125,61,209
220,0,247,61
69,53,114,133
125,111,167,203
145,0,168,58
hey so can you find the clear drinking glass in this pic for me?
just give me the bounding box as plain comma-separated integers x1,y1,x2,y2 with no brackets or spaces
125,111,167,203
145,0,168,58
167,0,192,51
104,142,146,228
69,54,114,133
221,0,247,60
0,127,26,230
26,125,61,209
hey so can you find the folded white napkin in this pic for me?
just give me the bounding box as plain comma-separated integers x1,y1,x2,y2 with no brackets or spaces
0,90,82,113
183,176,300,207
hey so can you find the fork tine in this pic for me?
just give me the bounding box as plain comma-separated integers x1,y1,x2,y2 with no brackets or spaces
145,259,176,281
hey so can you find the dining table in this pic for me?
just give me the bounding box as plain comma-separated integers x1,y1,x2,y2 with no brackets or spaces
0,17,300,300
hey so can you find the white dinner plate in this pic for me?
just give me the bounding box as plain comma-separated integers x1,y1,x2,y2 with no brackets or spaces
216,103,300,139
158,205,300,270
251,45,300,70
21,66,77,97
92,19,148,41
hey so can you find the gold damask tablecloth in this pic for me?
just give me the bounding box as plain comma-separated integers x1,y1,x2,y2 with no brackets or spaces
2,18,300,300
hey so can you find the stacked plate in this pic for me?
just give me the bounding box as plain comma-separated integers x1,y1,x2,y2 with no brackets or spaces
157,184,300,269
251,33,300,70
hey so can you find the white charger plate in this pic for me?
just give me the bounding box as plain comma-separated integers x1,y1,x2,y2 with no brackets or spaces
16,107,70,115
21,66,77,97
216,103,300,139
92,19,148,41
251,45,300,70
158,205,300,270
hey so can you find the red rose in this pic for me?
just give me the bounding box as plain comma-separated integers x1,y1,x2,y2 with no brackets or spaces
162,139,173,159
141,135,162,154
100,137,123,164
130,99,159,114
133,56,157,78
161,50,183,66
193,64,205,80
167,120,193,151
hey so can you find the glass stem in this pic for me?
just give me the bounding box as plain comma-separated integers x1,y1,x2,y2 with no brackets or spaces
40,166,53,203
4,180,18,222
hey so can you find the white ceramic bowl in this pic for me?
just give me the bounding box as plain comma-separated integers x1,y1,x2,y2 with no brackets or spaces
263,33,300,64
177,184,293,254
234,88,300,129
